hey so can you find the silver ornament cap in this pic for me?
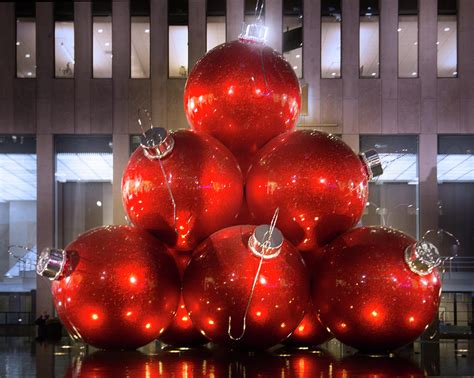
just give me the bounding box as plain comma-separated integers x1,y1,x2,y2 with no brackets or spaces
248,224,283,259
36,248,67,281
404,240,442,276
140,127,175,160
239,22,268,43
360,149,383,179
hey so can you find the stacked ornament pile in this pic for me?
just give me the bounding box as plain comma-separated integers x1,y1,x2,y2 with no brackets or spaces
37,23,442,353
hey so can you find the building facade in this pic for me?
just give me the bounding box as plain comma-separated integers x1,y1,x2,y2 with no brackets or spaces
0,0,473,335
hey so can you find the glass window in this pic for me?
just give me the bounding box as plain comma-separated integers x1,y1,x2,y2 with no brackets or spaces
206,0,226,51
92,1,112,78
244,0,265,25
438,136,474,258
437,0,457,78
398,0,418,78
283,0,303,79
359,0,379,78
0,135,37,292
54,136,113,247
54,1,75,78
169,0,188,78
16,2,36,78
131,0,150,79
360,135,419,238
321,0,341,78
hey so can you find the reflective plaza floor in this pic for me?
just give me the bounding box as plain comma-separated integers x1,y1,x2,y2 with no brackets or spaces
0,336,473,377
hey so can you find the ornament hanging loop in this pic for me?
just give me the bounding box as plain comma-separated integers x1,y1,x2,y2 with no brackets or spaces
228,208,280,341
137,108,153,137
137,108,178,232
8,245,34,262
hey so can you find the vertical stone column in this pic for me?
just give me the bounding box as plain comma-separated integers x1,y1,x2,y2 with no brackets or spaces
74,1,92,134
189,0,206,69
112,134,129,225
151,0,168,127
0,3,15,132
459,0,474,133
419,0,438,133
266,0,283,52
342,0,359,134
36,134,55,316
302,0,321,126
227,0,244,41
112,0,130,134
380,0,398,133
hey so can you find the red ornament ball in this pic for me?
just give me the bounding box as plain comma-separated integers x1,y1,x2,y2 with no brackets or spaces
122,129,243,251
312,226,441,352
184,38,301,173
39,225,180,350
159,252,209,346
182,225,310,349
246,130,374,253
284,303,332,347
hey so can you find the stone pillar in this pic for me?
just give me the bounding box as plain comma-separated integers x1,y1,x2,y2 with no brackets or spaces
301,0,321,126
36,134,55,316
189,0,206,69
227,0,244,41
151,0,168,127
266,0,283,52
112,134,129,225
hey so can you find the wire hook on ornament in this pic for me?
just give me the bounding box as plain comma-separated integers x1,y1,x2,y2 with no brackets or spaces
228,208,280,341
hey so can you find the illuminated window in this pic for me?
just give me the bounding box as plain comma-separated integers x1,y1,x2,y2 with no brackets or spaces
360,135,419,238
54,1,74,78
437,0,457,77
359,0,379,78
321,0,341,79
55,136,113,247
438,136,474,257
93,1,112,78
0,136,37,292
169,0,188,78
398,0,418,78
283,0,303,79
131,0,150,78
16,2,36,78
244,0,265,25
206,0,226,51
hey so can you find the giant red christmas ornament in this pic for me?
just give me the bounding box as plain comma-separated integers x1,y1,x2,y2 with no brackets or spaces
246,130,383,253
159,252,209,346
122,128,243,251
36,225,180,350
312,226,442,352
184,24,301,173
183,225,309,349
284,303,332,347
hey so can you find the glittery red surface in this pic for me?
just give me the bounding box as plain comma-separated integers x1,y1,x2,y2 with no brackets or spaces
52,226,180,350
122,130,244,252
313,226,441,352
183,225,309,349
246,130,369,252
184,39,301,174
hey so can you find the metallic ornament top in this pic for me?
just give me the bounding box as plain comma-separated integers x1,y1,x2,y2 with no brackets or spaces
359,149,384,179
248,224,283,259
239,23,269,43
36,247,66,281
184,37,301,173
405,240,442,276
140,127,175,160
